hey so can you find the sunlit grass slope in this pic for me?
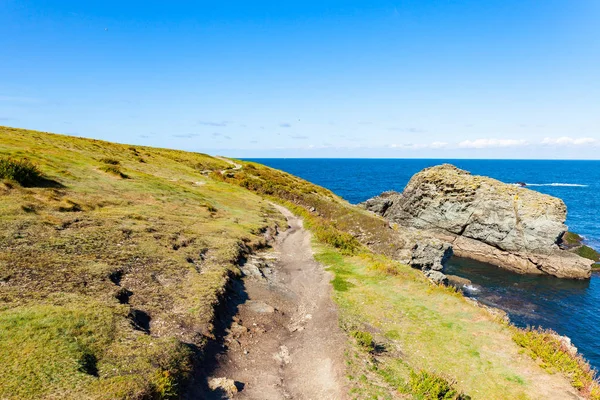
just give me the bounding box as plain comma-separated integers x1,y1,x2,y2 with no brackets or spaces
0,126,285,399
217,159,600,400
2,126,598,400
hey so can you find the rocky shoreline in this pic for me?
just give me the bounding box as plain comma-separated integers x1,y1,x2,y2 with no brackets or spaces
361,164,594,282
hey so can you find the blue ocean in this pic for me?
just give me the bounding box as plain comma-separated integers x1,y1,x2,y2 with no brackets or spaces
249,159,600,370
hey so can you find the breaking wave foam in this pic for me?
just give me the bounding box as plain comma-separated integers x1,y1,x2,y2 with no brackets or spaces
511,183,588,187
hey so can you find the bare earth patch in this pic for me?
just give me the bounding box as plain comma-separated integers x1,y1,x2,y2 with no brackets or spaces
206,204,347,399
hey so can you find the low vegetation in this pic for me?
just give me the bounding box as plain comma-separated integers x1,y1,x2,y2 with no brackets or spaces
257,191,599,398
0,156,45,186
2,126,599,399
512,328,600,398
0,126,284,399
407,370,469,400
561,231,600,262
578,245,600,262
351,330,375,353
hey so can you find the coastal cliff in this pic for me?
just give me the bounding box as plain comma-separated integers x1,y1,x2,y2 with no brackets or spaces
362,164,593,279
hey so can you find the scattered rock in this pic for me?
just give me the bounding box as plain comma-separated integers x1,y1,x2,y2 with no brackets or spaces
241,263,265,279
228,322,249,337
208,377,239,397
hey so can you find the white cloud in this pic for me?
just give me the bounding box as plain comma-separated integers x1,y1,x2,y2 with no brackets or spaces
541,137,598,146
389,141,448,150
458,138,529,149
430,141,449,149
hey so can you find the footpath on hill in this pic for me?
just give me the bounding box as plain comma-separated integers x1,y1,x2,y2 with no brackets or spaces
199,204,347,399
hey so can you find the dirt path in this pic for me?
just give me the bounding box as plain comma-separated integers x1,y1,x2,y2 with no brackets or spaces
205,204,347,399
215,156,243,172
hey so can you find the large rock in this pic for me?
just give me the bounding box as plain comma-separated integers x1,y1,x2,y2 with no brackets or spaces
409,240,453,284
361,191,399,215
363,164,593,279
410,241,453,272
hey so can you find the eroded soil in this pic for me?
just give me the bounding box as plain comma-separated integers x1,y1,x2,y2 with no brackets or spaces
202,204,347,399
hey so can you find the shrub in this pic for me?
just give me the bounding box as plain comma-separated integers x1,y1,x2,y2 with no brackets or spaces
152,370,178,399
100,164,129,179
408,370,469,400
99,158,120,165
351,330,374,352
310,223,361,254
0,157,44,186
513,327,600,396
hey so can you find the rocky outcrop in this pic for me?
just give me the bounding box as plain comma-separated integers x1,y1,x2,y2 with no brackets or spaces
409,240,453,284
361,191,400,215
362,164,593,279
410,240,453,271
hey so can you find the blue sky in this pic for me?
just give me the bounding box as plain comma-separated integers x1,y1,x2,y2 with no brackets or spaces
1,1,599,158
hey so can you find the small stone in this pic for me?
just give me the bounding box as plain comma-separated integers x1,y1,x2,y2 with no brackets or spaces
208,377,238,397
423,270,448,285
229,322,248,336
244,300,275,314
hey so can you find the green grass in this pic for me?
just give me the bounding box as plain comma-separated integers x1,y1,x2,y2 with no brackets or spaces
561,232,600,261
351,330,375,353
287,203,596,399
99,164,129,178
0,126,285,399
3,125,598,400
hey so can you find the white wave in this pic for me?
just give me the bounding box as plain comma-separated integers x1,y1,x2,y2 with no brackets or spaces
463,284,480,293
517,183,588,187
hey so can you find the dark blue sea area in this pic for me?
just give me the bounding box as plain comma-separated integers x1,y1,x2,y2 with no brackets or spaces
248,158,600,370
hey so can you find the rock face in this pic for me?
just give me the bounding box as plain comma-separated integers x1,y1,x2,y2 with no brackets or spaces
363,164,593,279
409,240,453,284
410,240,453,271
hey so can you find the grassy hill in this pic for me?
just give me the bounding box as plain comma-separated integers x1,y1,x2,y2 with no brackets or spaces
1,126,599,399
0,127,287,398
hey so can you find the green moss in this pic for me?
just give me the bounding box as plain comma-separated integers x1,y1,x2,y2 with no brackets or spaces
562,231,583,245
577,245,600,262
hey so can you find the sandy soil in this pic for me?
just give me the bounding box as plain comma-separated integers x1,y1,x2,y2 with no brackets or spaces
202,204,347,399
